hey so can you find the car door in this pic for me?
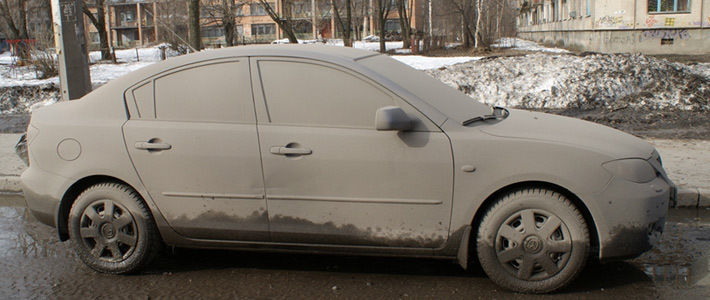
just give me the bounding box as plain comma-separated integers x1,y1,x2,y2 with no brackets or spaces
122,59,269,241
251,57,454,248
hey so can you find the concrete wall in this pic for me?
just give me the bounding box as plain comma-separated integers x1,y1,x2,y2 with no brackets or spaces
518,0,710,54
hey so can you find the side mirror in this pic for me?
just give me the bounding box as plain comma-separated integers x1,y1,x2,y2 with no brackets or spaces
375,106,413,131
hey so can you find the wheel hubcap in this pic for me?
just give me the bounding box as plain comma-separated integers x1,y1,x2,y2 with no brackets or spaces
523,235,543,254
495,209,573,281
100,223,117,239
79,199,138,262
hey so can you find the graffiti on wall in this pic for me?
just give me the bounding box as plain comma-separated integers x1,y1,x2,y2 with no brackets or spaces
639,29,691,42
664,18,675,26
603,35,636,45
646,16,659,27
596,15,625,28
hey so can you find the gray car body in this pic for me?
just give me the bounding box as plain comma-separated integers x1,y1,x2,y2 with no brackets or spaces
21,45,672,267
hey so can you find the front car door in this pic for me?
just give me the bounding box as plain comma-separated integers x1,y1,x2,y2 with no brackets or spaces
251,57,454,248
122,59,269,241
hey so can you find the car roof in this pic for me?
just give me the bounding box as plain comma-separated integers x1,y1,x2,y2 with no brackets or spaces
102,44,380,91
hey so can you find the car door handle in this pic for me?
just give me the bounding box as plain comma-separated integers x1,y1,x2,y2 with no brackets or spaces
135,141,172,151
270,146,312,156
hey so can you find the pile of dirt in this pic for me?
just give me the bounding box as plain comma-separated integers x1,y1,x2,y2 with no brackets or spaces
427,52,710,112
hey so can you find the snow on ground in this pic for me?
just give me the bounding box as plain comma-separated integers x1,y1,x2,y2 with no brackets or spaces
492,37,571,54
392,56,481,70
427,52,710,111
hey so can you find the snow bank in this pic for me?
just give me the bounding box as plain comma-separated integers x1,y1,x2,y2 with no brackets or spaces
492,37,571,54
392,56,481,70
427,53,710,111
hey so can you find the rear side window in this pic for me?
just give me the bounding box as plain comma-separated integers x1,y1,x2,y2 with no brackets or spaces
131,82,154,119
152,61,247,123
257,60,393,128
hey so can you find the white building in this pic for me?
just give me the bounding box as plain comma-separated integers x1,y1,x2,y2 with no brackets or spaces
517,0,710,54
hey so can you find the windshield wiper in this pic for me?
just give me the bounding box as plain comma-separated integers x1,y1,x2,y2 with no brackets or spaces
462,106,510,126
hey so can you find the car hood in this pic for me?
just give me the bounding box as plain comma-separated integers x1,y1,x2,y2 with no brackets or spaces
479,109,654,159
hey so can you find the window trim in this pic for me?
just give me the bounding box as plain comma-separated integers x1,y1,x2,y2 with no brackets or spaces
123,57,255,124
648,0,692,14
249,57,439,132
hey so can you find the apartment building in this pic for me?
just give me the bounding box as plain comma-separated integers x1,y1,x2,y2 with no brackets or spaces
86,1,159,49
518,0,710,54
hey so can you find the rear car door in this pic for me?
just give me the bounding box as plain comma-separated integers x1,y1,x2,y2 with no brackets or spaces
251,57,454,248
122,59,269,241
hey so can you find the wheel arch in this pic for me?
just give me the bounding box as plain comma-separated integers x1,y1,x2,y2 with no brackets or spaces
57,175,145,241
463,181,600,266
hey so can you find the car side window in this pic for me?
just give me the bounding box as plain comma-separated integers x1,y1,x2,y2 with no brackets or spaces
152,61,247,123
257,60,393,128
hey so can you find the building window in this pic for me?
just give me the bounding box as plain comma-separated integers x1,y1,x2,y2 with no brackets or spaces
120,11,136,23
250,3,273,16
201,27,225,38
648,0,690,13
252,23,276,36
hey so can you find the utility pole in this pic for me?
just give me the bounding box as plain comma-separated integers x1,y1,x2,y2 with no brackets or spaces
51,0,92,101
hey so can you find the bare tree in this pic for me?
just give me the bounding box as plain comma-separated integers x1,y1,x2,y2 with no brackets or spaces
0,0,30,40
375,0,391,53
258,0,298,43
83,0,112,60
446,0,474,47
203,0,244,46
188,0,201,50
331,0,351,46
155,0,190,52
395,0,409,48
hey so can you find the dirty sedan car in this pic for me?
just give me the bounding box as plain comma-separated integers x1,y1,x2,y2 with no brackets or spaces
18,45,674,293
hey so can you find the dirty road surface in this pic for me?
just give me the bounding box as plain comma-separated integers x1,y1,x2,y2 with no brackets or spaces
1,194,709,299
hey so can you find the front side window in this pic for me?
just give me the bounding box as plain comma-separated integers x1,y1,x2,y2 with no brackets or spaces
258,60,393,128
648,0,690,13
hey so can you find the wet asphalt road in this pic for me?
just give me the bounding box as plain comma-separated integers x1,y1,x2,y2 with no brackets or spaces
1,194,709,300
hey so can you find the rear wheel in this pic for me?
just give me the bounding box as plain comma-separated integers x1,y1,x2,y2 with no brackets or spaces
68,182,161,274
476,188,589,293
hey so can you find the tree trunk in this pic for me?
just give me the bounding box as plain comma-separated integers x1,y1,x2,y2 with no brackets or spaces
260,0,298,43
17,0,28,39
396,0,410,49
474,0,481,48
222,0,235,46
332,0,352,47
83,1,112,60
376,0,390,53
188,0,201,51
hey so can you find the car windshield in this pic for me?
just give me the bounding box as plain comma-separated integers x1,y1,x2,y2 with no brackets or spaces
358,55,490,124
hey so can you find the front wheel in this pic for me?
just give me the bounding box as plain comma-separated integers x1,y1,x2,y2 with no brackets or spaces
476,188,590,293
68,182,161,274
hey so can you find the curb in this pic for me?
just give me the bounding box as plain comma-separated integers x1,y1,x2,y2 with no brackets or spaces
0,175,21,194
675,187,710,209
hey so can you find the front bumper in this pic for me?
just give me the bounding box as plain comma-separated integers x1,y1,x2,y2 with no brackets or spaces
589,174,674,261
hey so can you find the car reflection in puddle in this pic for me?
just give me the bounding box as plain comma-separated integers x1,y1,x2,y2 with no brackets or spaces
632,208,710,288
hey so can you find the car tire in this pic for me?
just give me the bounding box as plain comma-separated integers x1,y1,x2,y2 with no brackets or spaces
476,188,589,293
68,182,161,274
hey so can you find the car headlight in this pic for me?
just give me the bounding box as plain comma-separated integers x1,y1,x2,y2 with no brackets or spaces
602,159,657,183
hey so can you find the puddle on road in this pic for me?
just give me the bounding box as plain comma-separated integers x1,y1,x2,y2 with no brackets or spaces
0,202,70,259
634,208,710,288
